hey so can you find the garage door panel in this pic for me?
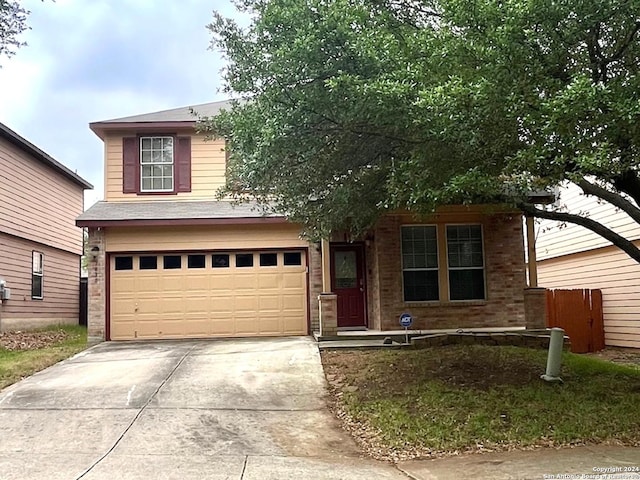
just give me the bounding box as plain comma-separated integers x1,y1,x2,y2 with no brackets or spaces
110,250,307,339
234,296,259,312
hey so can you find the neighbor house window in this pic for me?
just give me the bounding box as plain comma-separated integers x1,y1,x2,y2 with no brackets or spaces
32,251,44,299
401,226,439,301
140,136,174,192
446,225,485,300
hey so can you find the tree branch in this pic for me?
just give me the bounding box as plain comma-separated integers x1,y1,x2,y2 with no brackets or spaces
575,177,640,225
612,170,640,207
519,203,640,264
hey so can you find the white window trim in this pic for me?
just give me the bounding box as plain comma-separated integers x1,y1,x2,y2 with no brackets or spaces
140,136,175,193
401,224,440,303
32,251,44,300
445,223,486,302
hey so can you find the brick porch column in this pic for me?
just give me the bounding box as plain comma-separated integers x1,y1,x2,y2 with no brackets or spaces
319,293,338,336
87,227,106,344
524,287,547,330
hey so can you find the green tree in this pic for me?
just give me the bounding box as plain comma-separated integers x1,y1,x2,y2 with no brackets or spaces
204,0,640,262
0,0,30,63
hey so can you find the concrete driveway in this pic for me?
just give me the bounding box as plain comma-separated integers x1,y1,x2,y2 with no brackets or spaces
0,337,404,480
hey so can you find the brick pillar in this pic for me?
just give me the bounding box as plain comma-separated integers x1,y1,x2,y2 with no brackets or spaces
319,293,338,336
524,287,547,330
87,227,106,344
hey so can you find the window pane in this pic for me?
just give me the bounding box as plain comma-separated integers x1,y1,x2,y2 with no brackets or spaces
152,137,162,149
141,137,151,149
401,226,437,269
334,251,357,288
188,254,206,269
141,178,152,191
162,177,173,190
115,256,133,270
32,251,43,274
162,164,173,176
403,271,439,301
449,269,485,300
447,225,483,268
163,255,182,269
153,178,163,190
212,254,230,268
32,275,42,298
259,253,278,267
139,256,157,270
284,252,302,266
236,253,253,267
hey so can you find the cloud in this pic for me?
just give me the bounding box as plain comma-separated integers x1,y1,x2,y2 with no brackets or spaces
0,0,237,207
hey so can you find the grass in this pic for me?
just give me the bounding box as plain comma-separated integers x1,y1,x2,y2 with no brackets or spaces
0,325,88,389
321,345,640,457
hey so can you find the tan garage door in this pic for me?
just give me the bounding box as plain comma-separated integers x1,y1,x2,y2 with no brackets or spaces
109,250,307,340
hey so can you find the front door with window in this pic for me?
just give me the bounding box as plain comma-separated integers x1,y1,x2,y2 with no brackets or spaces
331,245,367,328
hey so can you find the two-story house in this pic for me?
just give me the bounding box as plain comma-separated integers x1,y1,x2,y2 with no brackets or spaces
0,122,92,331
536,183,640,349
78,100,537,343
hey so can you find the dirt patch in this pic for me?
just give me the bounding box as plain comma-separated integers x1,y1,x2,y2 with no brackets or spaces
0,330,69,351
322,345,543,397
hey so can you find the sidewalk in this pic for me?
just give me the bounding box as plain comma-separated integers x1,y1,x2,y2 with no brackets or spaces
396,446,640,480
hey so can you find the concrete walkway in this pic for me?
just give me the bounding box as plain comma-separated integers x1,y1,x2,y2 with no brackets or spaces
398,446,640,479
0,337,404,480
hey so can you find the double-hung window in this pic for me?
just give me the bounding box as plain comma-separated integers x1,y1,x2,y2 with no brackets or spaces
32,251,44,299
402,226,439,301
446,225,485,300
401,224,486,302
140,136,174,192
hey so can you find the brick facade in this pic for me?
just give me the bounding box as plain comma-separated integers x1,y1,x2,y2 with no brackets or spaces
86,227,106,343
366,211,526,331
307,244,323,332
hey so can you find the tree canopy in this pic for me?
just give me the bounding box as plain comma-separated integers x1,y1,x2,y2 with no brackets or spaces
0,0,30,64
205,0,640,259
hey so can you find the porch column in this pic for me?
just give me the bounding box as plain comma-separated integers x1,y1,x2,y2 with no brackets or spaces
524,215,546,329
318,238,338,336
526,215,538,287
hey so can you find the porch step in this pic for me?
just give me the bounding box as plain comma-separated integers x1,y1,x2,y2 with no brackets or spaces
317,339,408,350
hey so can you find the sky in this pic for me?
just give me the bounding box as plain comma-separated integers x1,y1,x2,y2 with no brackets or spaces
0,0,244,207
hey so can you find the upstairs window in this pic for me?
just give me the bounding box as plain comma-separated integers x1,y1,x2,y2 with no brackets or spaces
140,136,174,192
122,135,191,195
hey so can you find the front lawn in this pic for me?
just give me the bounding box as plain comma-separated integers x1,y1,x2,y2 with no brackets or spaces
321,345,640,460
0,325,87,389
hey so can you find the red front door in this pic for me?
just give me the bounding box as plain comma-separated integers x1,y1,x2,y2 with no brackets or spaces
331,244,367,328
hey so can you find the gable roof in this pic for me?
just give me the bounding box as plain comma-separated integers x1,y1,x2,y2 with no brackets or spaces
89,99,235,139
0,122,93,189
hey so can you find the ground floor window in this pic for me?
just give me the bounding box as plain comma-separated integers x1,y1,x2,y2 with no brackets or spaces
401,224,485,302
32,251,44,299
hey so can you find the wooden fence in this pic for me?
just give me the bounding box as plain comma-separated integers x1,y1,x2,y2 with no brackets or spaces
546,289,605,353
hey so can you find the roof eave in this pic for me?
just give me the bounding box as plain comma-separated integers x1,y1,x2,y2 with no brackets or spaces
89,121,197,140
76,216,288,228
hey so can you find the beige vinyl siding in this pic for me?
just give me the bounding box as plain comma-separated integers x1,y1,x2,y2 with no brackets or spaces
104,132,226,202
0,232,79,329
0,138,84,254
538,243,640,348
536,182,640,261
105,224,308,252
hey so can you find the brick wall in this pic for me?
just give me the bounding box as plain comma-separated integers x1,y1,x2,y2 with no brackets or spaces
368,212,526,330
86,227,106,343
308,243,323,332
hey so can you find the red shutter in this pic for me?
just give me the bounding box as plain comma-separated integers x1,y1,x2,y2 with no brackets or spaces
176,136,192,192
122,137,139,193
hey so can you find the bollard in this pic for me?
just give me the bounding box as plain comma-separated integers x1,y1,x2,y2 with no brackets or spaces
541,327,564,383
